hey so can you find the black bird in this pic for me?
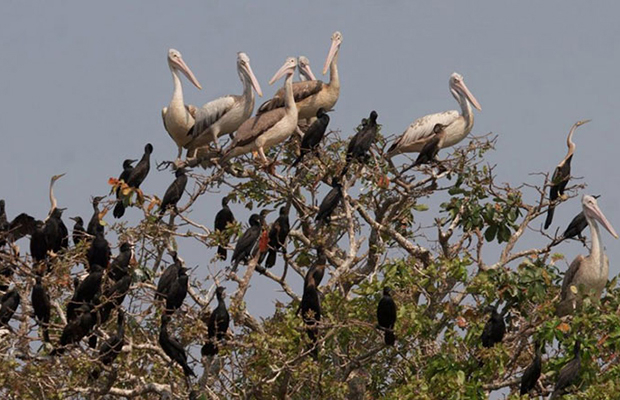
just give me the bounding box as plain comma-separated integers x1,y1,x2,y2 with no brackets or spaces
155,252,181,300
342,110,379,175
114,144,153,218
300,273,321,359
315,177,343,225
544,120,590,230
377,287,397,346
560,196,602,243
7,212,37,243
53,303,96,355
87,224,110,270
413,123,447,167
304,247,327,288
291,108,330,168
261,206,290,269
520,341,543,396
158,168,188,217
0,288,20,327
201,286,230,357
165,267,188,315
112,159,136,219
159,314,195,377
549,341,582,399
67,264,104,321
0,199,8,247
231,211,269,271
90,310,125,380
31,275,51,342
214,197,236,260
69,216,86,246
30,220,48,263
87,196,105,236
109,242,133,282
99,273,132,325
44,207,69,253
480,305,506,348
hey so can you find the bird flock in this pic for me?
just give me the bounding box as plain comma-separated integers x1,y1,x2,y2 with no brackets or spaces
0,29,616,398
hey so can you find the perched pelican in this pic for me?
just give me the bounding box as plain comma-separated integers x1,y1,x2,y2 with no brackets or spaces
544,119,590,229
220,57,298,165
257,31,342,120
298,56,316,81
556,195,618,316
185,52,263,155
387,73,481,157
161,49,202,163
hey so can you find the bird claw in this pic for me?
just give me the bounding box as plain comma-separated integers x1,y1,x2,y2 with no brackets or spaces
157,160,178,171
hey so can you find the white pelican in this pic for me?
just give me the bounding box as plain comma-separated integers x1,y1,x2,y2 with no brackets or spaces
220,57,298,165
161,49,202,163
257,31,342,120
556,195,618,316
387,72,481,157
185,52,263,156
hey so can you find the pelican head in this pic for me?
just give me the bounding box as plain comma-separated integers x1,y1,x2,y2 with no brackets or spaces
269,57,297,85
323,31,343,75
583,195,618,238
298,56,316,81
167,48,202,90
449,72,482,111
237,52,263,97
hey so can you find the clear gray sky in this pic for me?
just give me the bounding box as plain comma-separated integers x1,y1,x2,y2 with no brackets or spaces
1,2,619,329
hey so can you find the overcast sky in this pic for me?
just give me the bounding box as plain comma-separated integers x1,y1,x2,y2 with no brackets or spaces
1,2,619,380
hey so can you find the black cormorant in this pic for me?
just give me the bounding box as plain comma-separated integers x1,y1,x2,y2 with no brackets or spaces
377,287,397,346
158,168,188,217
342,111,378,175
480,305,506,348
315,177,342,225
159,314,195,377
201,286,230,357
549,341,581,399
31,275,51,342
214,197,235,260
291,108,330,168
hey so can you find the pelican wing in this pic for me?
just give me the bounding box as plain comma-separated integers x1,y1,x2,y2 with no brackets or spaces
189,96,237,138
560,255,585,300
233,109,287,148
257,80,325,114
389,110,459,154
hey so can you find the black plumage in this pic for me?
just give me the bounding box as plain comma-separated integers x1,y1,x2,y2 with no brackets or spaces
158,168,188,216
67,264,104,322
53,303,96,355
214,197,235,260
413,123,446,167
315,177,342,225
165,267,188,315
201,286,230,357
90,310,125,380
87,224,110,270
69,216,86,246
155,252,181,300
112,159,136,219
300,274,321,359
262,207,290,269
342,110,379,175
109,242,132,282
231,213,265,271
30,220,48,263
562,212,587,241
99,274,131,325
44,208,69,253
31,275,51,342
549,341,581,399
7,212,37,243
377,287,397,346
291,108,330,168
114,145,153,218
304,247,326,288
87,196,105,236
159,315,195,377
0,200,8,247
0,289,20,327
480,305,505,348
520,341,543,396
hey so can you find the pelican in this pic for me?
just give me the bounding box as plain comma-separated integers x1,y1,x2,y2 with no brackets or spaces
185,52,263,156
257,31,342,120
544,119,590,229
298,56,316,81
161,49,202,163
387,73,482,157
556,195,618,316
220,57,298,165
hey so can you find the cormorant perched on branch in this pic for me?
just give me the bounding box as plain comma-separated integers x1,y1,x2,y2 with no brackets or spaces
549,341,581,399
261,206,290,269
291,108,330,168
112,159,136,219
377,287,397,346
520,340,543,396
300,274,321,359
0,287,20,327
304,247,327,288
31,275,51,342
559,195,601,243
159,315,195,377
316,177,342,225
202,286,230,357
44,207,69,253
69,216,86,246
109,242,132,282
214,197,235,260
158,168,188,217
165,266,188,315
480,305,506,348
67,264,104,322
155,252,181,300
341,110,378,176
544,120,590,229
87,196,105,236
231,211,270,271
114,144,153,218
412,123,447,167
30,220,48,263
90,310,125,380
52,303,96,355
87,224,110,271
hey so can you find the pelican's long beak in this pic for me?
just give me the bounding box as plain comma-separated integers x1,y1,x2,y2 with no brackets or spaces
300,63,317,81
322,36,341,75
269,61,295,85
176,56,202,90
455,80,482,111
244,63,263,97
589,199,619,239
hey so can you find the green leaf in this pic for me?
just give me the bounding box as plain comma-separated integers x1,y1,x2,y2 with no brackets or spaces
484,225,497,242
